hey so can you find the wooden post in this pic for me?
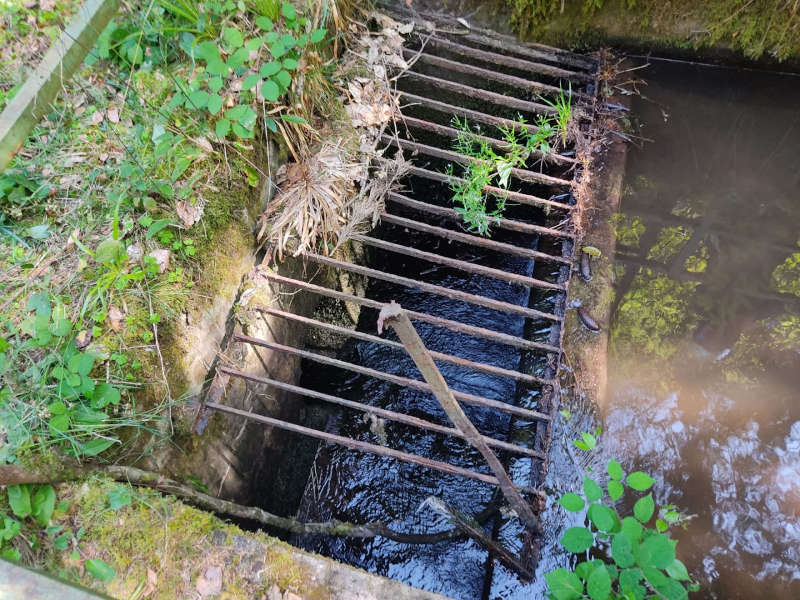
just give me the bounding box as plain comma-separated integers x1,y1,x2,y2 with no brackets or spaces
377,301,541,531
0,0,119,172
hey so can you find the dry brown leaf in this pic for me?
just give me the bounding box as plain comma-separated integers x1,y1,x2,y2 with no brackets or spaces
75,329,92,349
108,306,125,332
176,200,202,228
107,107,120,123
195,137,213,153
90,110,104,126
148,249,170,273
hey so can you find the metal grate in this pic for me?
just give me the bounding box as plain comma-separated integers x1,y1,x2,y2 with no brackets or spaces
196,9,599,576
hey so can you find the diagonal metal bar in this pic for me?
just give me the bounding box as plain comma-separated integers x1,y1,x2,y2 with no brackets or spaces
262,272,561,354
377,302,541,531
217,367,545,459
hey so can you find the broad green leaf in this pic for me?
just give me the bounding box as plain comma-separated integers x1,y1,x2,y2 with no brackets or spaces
227,47,250,70
642,567,668,588
621,516,643,542
207,93,223,115
310,27,327,43
270,41,286,58
656,518,668,532
586,564,611,600
54,533,70,550
607,459,624,481
280,33,296,48
1,548,21,562
611,531,636,568
194,40,219,63
619,569,646,600
264,117,277,132
206,58,229,76
245,37,262,51
242,73,260,90
636,533,675,569
85,558,116,581
91,382,121,408
215,118,231,138
583,476,602,502
255,16,273,31
280,114,306,124
68,352,94,376
107,487,132,511
208,76,224,92
666,558,690,581
282,57,298,70
633,493,654,524
581,432,597,450
187,89,209,109
81,438,116,457
49,414,70,434
261,79,280,102
655,578,688,600
50,318,72,337
587,504,617,532
264,31,279,44
260,61,282,77
171,157,192,181
232,122,253,139
608,480,624,501
544,568,583,600
0,517,21,542
26,292,51,317
223,27,243,48
237,106,257,129
48,401,67,415
32,485,56,526
281,2,296,20
274,69,292,90
558,493,585,512
627,471,655,491
95,238,121,264
7,485,32,519
560,526,593,553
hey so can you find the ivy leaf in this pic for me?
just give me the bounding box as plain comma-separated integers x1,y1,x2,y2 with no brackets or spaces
627,471,655,491
560,526,594,553
85,558,116,581
583,476,602,502
207,93,223,115
32,485,56,526
607,480,624,501
215,118,231,138
607,459,624,481
633,493,655,524
544,568,583,600
587,564,611,600
26,292,51,317
7,485,32,519
558,493,585,512
261,79,280,102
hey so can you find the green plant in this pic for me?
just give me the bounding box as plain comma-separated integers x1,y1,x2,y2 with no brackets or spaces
541,82,573,147
446,115,557,235
546,433,698,600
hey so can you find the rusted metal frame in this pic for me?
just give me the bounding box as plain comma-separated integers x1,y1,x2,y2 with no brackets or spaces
401,71,555,116
233,335,553,423
351,234,565,292
457,31,597,73
377,303,541,531
399,114,577,166
217,367,545,460
383,134,572,187
302,252,561,323
260,307,553,387
380,212,571,266
262,273,561,354
403,48,578,99
408,165,574,213
387,191,574,241
422,36,593,83
204,400,536,492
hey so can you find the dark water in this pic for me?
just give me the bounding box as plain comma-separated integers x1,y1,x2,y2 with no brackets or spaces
606,58,800,598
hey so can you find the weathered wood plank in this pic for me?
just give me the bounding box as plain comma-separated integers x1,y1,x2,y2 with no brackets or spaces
0,0,119,172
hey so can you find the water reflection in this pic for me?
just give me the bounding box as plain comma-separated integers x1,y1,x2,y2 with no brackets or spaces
607,58,800,598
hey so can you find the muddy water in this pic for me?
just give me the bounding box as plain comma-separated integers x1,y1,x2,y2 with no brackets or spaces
606,58,800,598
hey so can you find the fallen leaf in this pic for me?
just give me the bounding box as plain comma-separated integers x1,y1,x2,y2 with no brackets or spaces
143,568,158,596
176,200,202,228
148,249,170,273
99,152,109,163
90,110,104,126
108,306,125,332
196,566,222,597
75,330,92,349
126,243,143,262
195,137,213,153
107,107,119,123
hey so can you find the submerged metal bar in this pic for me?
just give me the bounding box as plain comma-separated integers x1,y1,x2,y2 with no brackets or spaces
205,401,530,490
377,302,541,530
421,36,593,83
263,273,561,354
387,190,573,240
302,252,561,322
351,234,564,291
399,115,577,166
408,165,574,213
380,212,571,266
384,135,572,187
233,335,552,423
217,367,545,459
261,307,552,386
456,31,597,72
404,48,572,98
402,71,555,116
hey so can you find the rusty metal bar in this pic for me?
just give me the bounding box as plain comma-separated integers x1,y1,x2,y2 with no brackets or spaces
383,134,572,187
457,31,597,72
377,302,541,530
402,71,555,116
217,367,545,459
262,273,561,354
387,191,574,241
261,307,553,386
302,252,561,322
205,401,533,491
399,115,577,166
399,91,540,132
351,234,564,291
408,165,573,213
380,212,570,266
404,48,578,98
422,36,592,83
233,335,552,423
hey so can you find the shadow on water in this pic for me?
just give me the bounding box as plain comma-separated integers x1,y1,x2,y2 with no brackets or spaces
606,58,800,599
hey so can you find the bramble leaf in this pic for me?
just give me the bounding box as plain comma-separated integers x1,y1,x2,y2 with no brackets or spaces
560,526,594,553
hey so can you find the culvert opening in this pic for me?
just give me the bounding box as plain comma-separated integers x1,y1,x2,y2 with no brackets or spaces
196,9,603,597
